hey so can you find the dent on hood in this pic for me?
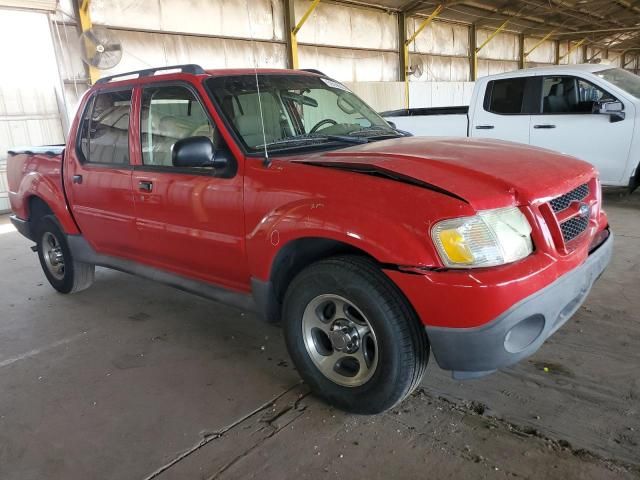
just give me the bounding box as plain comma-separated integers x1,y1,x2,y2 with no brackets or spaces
294,160,469,204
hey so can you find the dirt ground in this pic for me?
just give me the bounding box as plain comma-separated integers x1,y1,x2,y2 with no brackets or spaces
0,192,638,480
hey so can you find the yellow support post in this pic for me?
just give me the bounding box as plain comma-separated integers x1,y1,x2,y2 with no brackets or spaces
473,20,509,80
403,4,443,109
523,30,555,68
558,38,586,63
290,0,321,69
77,0,99,84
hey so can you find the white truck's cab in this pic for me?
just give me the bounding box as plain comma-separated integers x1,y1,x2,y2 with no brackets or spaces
385,65,640,189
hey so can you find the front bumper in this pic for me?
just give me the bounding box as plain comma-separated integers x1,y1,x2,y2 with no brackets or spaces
424,232,613,379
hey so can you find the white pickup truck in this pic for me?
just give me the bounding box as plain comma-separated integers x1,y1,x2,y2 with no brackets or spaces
383,64,640,190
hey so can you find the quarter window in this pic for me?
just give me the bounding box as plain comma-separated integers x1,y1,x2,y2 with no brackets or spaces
140,85,216,166
78,90,132,164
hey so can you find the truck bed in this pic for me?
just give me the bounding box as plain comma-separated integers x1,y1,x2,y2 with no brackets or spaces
382,107,469,137
7,145,65,224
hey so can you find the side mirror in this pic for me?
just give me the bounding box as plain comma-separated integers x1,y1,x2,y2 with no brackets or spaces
172,136,230,169
596,101,625,123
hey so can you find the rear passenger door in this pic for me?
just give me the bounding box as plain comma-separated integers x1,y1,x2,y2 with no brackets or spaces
131,83,248,290
471,76,537,145
64,88,138,257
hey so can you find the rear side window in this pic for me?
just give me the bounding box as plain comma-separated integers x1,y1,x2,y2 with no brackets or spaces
78,90,132,165
484,78,527,114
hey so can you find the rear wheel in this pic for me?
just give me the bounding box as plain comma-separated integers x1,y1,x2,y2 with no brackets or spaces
283,255,429,414
35,215,95,294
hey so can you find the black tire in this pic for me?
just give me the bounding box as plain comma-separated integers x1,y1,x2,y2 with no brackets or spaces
283,255,429,414
35,215,95,294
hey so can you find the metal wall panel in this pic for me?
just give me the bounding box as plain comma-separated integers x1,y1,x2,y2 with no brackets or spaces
558,40,584,64
524,37,555,64
408,53,470,81
0,0,56,10
408,19,469,57
298,46,397,81
0,85,65,212
0,86,64,159
63,28,288,78
477,59,519,78
294,0,397,50
344,81,475,112
586,47,605,63
344,81,404,111
477,29,519,61
52,24,86,81
90,0,284,41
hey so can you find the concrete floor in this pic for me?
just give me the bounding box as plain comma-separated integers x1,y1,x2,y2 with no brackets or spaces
0,192,638,480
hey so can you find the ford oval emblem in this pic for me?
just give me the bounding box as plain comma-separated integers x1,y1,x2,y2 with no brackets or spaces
579,203,590,218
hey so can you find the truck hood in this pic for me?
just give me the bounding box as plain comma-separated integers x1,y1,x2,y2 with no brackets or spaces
292,137,596,210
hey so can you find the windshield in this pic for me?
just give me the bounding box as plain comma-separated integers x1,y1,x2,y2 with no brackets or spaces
206,74,398,153
594,68,640,100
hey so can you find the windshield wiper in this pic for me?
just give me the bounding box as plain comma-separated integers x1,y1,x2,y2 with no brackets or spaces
346,126,409,139
258,134,368,150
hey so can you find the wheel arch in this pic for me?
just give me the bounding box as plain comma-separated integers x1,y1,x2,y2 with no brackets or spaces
252,236,379,323
18,170,80,235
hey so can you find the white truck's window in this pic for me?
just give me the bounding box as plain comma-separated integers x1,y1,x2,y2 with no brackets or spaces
140,86,215,167
595,68,640,100
78,90,132,165
484,78,527,114
542,77,614,114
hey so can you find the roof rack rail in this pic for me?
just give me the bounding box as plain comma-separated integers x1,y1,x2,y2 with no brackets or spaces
299,69,326,76
95,64,207,85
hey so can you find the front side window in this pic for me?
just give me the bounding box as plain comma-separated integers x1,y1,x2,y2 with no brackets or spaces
542,76,615,114
141,85,216,166
78,90,132,164
485,78,527,114
206,74,399,153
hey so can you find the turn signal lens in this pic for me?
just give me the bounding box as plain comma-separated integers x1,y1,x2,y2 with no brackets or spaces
432,207,533,269
438,229,475,264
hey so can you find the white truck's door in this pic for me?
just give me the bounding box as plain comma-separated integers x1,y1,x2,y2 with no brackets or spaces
470,76,533,145
529,75,634,186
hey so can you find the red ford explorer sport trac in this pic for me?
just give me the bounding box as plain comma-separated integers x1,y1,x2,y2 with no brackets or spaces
7,65,613,414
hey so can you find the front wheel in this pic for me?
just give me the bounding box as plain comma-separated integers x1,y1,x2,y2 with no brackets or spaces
283,255,429,414
35,215,95,294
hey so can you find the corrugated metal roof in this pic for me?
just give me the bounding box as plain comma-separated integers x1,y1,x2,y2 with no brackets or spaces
335,0,640,51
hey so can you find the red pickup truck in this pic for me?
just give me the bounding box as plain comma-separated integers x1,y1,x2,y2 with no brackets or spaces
8,65,612,414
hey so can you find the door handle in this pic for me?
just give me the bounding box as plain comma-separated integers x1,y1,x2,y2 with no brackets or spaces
138,180,153,192
72,174,83,184
475,125,494,130
533,124,556,129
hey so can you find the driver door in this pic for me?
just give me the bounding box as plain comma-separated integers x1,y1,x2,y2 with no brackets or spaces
529,76,634,184
131,83,248,290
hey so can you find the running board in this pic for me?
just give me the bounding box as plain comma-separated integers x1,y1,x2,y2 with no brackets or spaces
67,235,257,314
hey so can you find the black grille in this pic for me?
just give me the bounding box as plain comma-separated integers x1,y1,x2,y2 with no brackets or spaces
560,215,589,242
550,183,590,213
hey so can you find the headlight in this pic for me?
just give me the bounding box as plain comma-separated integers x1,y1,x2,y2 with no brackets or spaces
431,207,533,268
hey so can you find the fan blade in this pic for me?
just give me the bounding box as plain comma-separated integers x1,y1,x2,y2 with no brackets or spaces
83,29,101,46
102,44,122,53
